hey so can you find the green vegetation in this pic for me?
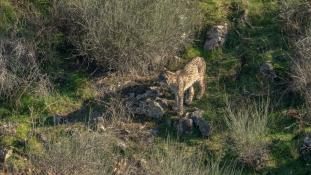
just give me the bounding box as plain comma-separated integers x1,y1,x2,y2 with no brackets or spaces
1,0,311,174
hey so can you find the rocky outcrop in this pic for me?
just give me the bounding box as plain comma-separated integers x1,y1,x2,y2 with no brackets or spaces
122,84,174,119
204,23,229,51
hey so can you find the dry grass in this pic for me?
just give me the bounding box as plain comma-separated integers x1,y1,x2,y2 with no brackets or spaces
292,35,311,121
279,0,311,37
30,131,117,175
56,0,201,74
280,0,311,121
0,39,51,104
149,141,242,175
225,98,270,170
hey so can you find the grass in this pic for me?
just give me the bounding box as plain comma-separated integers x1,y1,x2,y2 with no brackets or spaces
1,0,311,174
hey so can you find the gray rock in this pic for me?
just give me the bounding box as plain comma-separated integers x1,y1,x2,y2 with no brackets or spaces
194,117,210,138
176,118,193,135
137,99,165,119
188,109,210,138
260,62,277,79
0,122,17,136
136,90,157,101
204,23,229,51
300,134,311,161
53,115,68,125
149,128,160,136
36,133,48,144
0,148,13,163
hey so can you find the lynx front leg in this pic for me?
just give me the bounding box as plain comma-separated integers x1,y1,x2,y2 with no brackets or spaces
185,86,194,105
197,78,205,99
173,93,179,111
177,91,184,116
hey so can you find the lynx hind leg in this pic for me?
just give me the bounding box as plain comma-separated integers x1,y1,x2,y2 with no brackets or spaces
197,77,205,100
185,86,194,105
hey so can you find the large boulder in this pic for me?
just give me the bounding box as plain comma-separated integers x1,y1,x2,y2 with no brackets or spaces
204,23,229,51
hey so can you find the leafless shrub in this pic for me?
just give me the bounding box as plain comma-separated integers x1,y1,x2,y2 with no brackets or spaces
102,95,133,125
280,0,311,121
292,35,311,121
225,98,270,171
0,39,51,104
30,132,116,175
279,0,311,37
56,0,201,74
150,142,242,175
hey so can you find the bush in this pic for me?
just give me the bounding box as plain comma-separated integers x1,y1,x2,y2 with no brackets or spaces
279,0,311,37
280,0,311,121
225,98,270,171
57,0,201,73
150,141,242,175
30,132,116,175
292,35,311,121
0,39,51,104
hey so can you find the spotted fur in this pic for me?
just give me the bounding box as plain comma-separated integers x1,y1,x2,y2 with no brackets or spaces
159,57,206,116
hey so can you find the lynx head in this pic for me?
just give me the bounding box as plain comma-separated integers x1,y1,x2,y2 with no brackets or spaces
158,68,176,86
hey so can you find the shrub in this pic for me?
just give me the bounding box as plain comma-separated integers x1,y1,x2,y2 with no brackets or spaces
30,132,116,175
292,35,311,121
57,0,201,73
0,39,51,104
279,0,311,37
280,0,311,121
150,141,242,175
225,98,270,171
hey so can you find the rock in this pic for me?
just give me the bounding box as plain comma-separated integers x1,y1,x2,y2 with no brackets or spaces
188,109,211,138
36,133,48,144
136,90,157,101
176,118,193,135
53,115,68,125
240,149,269,171
149,128,160,136
117,141,128,151
204,23,229,51
155,97,174,109
300,134,311,161
0,122,17,136
113,159,129,175
260,62,277,79
194,117,210,138
137,99,165,119
0,148,13,163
